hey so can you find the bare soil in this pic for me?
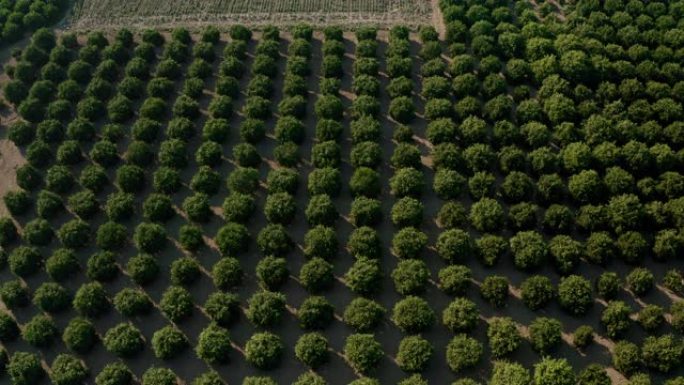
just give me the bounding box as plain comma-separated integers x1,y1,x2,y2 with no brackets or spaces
0,139,26,217
67,0,434,30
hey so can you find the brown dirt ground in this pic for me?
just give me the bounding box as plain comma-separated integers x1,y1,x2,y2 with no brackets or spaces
0,139,26,217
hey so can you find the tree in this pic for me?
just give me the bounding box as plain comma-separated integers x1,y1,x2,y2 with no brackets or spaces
216,223,249,256
196,323,231,364
345,258,382,295
558,275,593,315
389,96,415,123
73,282,109,317
521,275,554,310
8,352,44,385
529,317,562,354
45,249,80,282
476,235,508,267
344,334,383,375
315,94,344,120
243,377,277,385
141,367,177,385
343,298,385,332
480,275,509,307
170,257,201,287
152,325,188,360
0,280,29,309
601,301,632,339
246,291,286,327
86,251,118,282
573,325,594,349
297,296,334,330
617,231,649,265
294,332,329,368
390,168,424,197
304,225,338,260
533,358,576,385
642,334,683,373
392,227,427,259
245,332,283,369
350,197,382,226
227,167,259,194
114,288,152,317
23,314,58,347
0,311,19,342
96,222,128,251
50,354,88,385
104,323,145,357
638,304,665,332
438,265,471,296
434,169,466,200
203,291,239,327
222,193,255,223
626,268,655,296
257,224,293,256
160,286,193,322
469,197,504,232
510,231,549,270
32,282,70,313
311,141,341,168
292,373,326,385
263,192,296,224
256,256,288,290
391,197,423,227
308,167,341,196
192,371,224,385
487,317,520,357
391,296,435,333
133,222,166,253
442,296,478,332
0,217,18,247
95,362,132,385
490,361,530,385
9,246,42,277
348,226,381,259
577,364,610,385
613,341,641,375
305,195,338,226
396,335,432,372
350,167,381,197
299,257,333,293
392,259,429,295
436,229,472,263
126,254,160,285
447,334,482,372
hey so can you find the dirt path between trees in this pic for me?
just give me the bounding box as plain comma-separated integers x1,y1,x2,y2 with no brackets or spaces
431,0,446,39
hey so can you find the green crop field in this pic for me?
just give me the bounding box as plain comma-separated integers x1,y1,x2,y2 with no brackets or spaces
2,0,684,385
68,0,434,29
